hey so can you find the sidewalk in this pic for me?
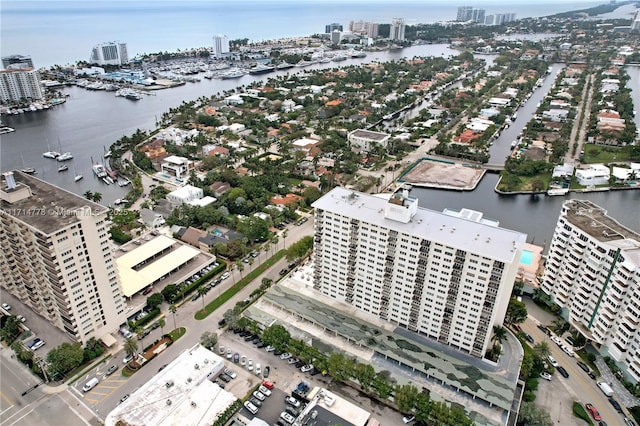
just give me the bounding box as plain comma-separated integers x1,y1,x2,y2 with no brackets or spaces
594,355,640,407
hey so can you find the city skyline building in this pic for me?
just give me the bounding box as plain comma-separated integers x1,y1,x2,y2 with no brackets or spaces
484,13,517,26
89,41,128,66
2,55,34,70
349,20,379,38
633,10,640,31
212,34,230,57
0,67,44,103
325,22,343,33
311,187,527,358
456,6,486,23
0,171,126,345
389,18,406,41
457,6,473,21
541,199,640,382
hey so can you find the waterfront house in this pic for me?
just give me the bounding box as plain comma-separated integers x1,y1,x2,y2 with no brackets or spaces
139,208,166,228
161,155,194,180
575,164,610,186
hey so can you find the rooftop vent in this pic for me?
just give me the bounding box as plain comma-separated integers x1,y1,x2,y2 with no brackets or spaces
194,363,199,369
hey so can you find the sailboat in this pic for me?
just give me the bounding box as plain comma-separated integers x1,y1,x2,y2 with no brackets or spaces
74,165,83,182
57,164,69,172
56,138,73,162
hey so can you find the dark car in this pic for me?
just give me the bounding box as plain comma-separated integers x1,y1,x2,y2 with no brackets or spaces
137,330,150,340
218,374,231,383
218,318,226,327
609,397,623,413
588,371,597,380
244,334,255,341
263,366,270,378
279,268,288,276
249,397,263,407
257,341,267,348
252,337,261,345
557,366,569,378
577,361,590,373
191,293,200,302
294,360,304,368
309,367,320,376
525,334,535,344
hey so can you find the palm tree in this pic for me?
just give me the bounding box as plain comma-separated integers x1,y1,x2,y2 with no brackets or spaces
124,338,138,359
83,190,93,200
92,192,102,202
271,236,279,255
237,261,244,279
282,230,288,250
133,325,144,350
491,326,507,345
157,318,166,336
533,342,551,360
169,304,177,331
198,286,207,312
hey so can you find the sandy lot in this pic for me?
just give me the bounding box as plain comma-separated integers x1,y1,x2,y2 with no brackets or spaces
402,159,485,189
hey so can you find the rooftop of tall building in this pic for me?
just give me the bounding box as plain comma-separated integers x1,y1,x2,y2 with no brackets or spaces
0,170,107,234
563,199,640,245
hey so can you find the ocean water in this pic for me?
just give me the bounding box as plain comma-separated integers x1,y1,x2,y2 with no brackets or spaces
1,0,606,68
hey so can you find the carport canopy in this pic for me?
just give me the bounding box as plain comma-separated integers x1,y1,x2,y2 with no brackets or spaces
100,333,117,347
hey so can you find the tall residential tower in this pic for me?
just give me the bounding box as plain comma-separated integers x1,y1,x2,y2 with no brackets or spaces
0,171,126,344
541,200,640,382
89,42,128,66
312,187,527,357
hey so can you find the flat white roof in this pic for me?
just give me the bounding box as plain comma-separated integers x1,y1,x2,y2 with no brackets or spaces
306,387,370,426
116,236,200,297
312,187,527,264
105,345,235,426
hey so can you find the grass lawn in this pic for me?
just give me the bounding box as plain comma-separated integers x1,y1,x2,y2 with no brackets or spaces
195,250,286,320
169,327,186,341
582,144,634,163
572,401,594,425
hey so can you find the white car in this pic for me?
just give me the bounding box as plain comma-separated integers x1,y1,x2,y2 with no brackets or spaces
548,356,559,367
300,364,314,373
284,396,300,407
253,390,266,401
255,364,261,376
244,400,259,415
280,412,296,424
1,303,11,311
224,368,236,379
226,349,233,359
248,360,253,371
402,415,415,424
123,354,134,364
16,314,26,323
265,345,275,352
258,385,272,397
551,335,563,346
31,339,45,351
221,272,230,280
240,355,246,366
540,372,552,381
280,352,292,360
562,346,575,357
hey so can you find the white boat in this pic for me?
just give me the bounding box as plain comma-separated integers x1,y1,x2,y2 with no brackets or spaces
57,152,73,161
92,164,107,178
118,179,131,187
220,69,245,79
102,177,112,185
73,166,83,182
57,164,68,172
43,150,61,159
547,188,569,196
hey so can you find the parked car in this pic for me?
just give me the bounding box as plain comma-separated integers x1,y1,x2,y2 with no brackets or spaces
577,361,590,373
263,366,270,378
253,390,266,401
221,272,230,280
261,380,274,390
301,364,314,373
16,314,26,323
557,366,569,378
285,396,301,408
280,352,292,360
2,303,11,311
402,415,416,424
255,364,261,376
218,374,230,383
525,334,534,344
233,353,239,363
585,403,602,421
279,268,288,276
123,354,134,364
226,349,233,359
244,401,259,415
548,356,559,367
287,358,299,365
249,397,263,407
280,412,295,424
540,372,552,381
609,397,623,413
30,338,45,351
105,365,118,376
265,345,275,352
118,394,130,405
258,385,272,397
241,356,246,366
248,360,253,371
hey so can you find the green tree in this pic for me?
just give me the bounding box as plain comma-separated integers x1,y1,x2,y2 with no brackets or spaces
146,293,164,309
133,325,145,350
92,192,102,202
491,325,507,345
198,286,207,312
1,316,20,343
261,324,291,351
372,375,394,399
394,383,419,414
414,393,433,423
82,337,104,362
518,401,553,426
506,298,528,324
124,338,138,359
169,304,177,330
157,318,166,336
533,342,551,360
327,352,351,382
46,342,84,377
161,284,179,303
236,216,271,244
354,362,376,391
200,331,218,350
83,190,93,200
223,309,240,330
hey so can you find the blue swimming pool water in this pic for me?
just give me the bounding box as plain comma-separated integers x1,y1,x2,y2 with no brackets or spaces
213,229,223,236
520,249,534,266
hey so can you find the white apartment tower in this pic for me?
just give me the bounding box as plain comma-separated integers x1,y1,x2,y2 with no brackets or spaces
390,18,406,41
0,68,44,103
212,35,230,57
541,200,640,382
312,187,527,357
89,42,128,66
0,171,126,344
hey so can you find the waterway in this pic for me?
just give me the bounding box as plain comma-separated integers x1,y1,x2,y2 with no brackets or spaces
1,44,639,245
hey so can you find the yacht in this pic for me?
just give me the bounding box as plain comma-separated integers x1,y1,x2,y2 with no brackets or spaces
43,150,61,159
332,54,347,62
21,167,36,175
220,69,245,79
248,64,275,75
276,62,295,70
57,152,73,161
92,164,107,178
57,164,69,172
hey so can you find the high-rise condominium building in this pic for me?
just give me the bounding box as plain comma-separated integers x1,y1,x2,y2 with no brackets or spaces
0,68,43,103
89,42,128,66
457,6,472,21
312,187,527,357
2,55,34,69
390,18,406,41
349,20,379,38
325,22,343,33
0,171,126,344
541,200,640,382
212,35,230,57
633,11,640,32
470,8,485,24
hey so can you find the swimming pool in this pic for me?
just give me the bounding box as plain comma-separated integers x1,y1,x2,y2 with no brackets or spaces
213,229,223,236
520,249,534,266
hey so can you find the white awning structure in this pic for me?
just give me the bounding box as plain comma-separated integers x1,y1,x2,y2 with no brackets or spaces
100,333,117,347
